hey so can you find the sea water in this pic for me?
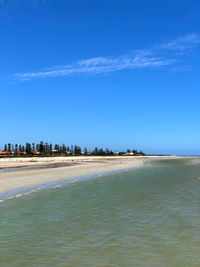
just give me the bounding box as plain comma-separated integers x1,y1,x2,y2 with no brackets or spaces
0,158,200,266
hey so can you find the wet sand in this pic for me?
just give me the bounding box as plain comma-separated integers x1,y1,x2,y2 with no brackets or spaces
0,156,179,193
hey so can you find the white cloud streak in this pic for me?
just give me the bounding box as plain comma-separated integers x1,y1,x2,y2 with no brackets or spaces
157,33,200,51
14,33,200,81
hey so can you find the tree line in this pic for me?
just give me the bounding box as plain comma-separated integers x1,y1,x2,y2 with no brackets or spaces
1,142,145,156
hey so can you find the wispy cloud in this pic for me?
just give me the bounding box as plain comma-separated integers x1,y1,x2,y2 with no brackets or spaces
13,33,200,81
157,33,200,51
14,54,174,81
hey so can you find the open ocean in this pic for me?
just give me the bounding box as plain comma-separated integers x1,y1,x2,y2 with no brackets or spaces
0,158,200,266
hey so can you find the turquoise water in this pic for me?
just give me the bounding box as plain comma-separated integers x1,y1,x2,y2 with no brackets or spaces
0,158,200,266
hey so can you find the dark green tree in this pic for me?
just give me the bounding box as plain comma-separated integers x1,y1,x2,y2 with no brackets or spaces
94,147,98,155
26,143,32,155
39,141,44,153
77,146,81,155
74,145,78,155
8,143,11,152
15,144,18,152
49,144,53,155
54,144,59,151
44,142,49,155
99,148,104,156
36,144,39,152
62,144,66,154
32,143,35,152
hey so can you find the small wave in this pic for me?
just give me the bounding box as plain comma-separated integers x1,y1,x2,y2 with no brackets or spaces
16,194,23,198
188,158,200,166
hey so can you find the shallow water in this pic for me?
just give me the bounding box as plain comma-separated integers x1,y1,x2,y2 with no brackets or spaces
0,158,200,266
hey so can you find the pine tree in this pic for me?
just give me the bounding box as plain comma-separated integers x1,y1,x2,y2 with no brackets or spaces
74,145,78,155
26,143,32,155
36,144,39,152
62,144,66,154
4,144,7,152
94,147,98,155
8,143,11,152
44,142,49,155
77,146,81,155
54,144,59,151
15,144,18,152
49,144,52,155
99,148,104,156
39,141,44,153
32,143,35,152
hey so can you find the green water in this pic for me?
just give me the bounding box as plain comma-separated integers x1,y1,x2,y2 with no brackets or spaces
0,159,200,266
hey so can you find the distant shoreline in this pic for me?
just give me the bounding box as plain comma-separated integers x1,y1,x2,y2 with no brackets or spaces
0,155,184,170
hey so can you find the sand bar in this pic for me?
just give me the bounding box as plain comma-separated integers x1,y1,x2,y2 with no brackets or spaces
0,156,181,194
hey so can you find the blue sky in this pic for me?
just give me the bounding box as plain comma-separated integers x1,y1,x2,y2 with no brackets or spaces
1,0,200,155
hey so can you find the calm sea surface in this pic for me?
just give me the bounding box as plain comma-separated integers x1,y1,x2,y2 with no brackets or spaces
0,158,200,266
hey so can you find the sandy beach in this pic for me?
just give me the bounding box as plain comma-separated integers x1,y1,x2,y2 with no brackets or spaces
0,156,180,194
